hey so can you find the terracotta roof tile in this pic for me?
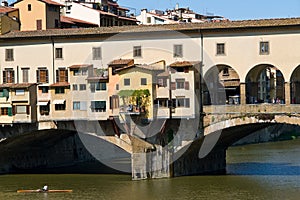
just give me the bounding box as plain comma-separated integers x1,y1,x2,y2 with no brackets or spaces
109,59,134,66
50,82,70,87
0,6,18,14
0,83,36,88
2,18,300,39
169,61,200,67
61,16,98,26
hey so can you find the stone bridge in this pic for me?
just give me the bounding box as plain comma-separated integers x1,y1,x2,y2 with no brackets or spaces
1,104,300,179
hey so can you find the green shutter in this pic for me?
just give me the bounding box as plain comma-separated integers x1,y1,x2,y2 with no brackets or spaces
8,107,12,116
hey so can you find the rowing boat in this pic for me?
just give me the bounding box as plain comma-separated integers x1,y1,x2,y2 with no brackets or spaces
17,189,73,193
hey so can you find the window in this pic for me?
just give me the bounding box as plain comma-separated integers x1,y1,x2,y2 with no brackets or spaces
110,96,119,109
56,69,68,82
73,102,80,110
36,19,42,30
16,105,27,114
36,69,48,83
55,48,63,59
3,70,15,83
15,89,25,96
158,78,167,87
22,68,29,83
147,17,151,23
90,82,107,92
133,46,142,57
40,86,48,93
55,103,66,111
5,49,14,61
28,4,31,11
79,84,86,91
176,79,185,89
55,19,59,28
55,87,65,94
175,98,190,108
260,41,269,55
1,107,9,116
223,67,229,76
174,44,183,58
91,101,106,112
73,101,87,110
124,78,130,86
141,78,147,85
92,47,102,60
116,84,119,90
155,98,168,108
217,43,225,55
73,84,78,90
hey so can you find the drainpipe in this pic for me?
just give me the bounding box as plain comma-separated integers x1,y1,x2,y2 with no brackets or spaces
51,36,55,84
199,29,204,136
17,65,19,84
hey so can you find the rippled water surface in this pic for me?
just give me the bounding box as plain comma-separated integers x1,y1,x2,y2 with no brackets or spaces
0,139,299,200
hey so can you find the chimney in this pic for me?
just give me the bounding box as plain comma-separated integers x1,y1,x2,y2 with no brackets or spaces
1,1,9,7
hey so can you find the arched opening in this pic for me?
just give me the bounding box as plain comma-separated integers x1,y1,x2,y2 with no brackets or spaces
203,65,240,105
290,65,300,104
246,64,285,104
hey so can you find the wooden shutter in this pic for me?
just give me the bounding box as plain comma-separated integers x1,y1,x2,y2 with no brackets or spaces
3,71,6,84
36,19,42,30
65,70,68,82
171,82,176,90
45,70,49,83
12,106,16,115
185,81,189,90
26,105,30,115
36,70,40,83
11,71,15,83
56,70,59,82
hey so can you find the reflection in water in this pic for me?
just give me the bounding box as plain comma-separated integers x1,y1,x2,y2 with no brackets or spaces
0,139,299,200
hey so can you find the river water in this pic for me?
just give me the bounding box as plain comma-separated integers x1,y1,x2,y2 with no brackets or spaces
0,139,299,200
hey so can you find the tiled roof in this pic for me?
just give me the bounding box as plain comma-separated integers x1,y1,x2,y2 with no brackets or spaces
114,65,135,72
157,70,170,77
50,82,70,87
115,64,164,72
169,61,200,67
61,16,98,26
109,59,134,66
0,83,36,88
2,18,300,39
69,64,92,69
0,6,18,14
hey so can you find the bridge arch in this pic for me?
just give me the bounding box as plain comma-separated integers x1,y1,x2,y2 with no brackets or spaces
203,64,240,105
245,64,285,104
290,65,300,104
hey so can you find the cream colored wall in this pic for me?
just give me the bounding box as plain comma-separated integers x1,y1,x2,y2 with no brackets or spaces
49,87,72,120
1,41,53,84
14,0,47,31
203,32,300,82
171,70,196,118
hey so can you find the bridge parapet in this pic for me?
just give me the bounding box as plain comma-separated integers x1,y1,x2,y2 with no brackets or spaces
203,104,300,129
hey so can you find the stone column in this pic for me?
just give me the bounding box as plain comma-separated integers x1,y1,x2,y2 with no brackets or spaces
285,82,291,105
240,83,246,105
